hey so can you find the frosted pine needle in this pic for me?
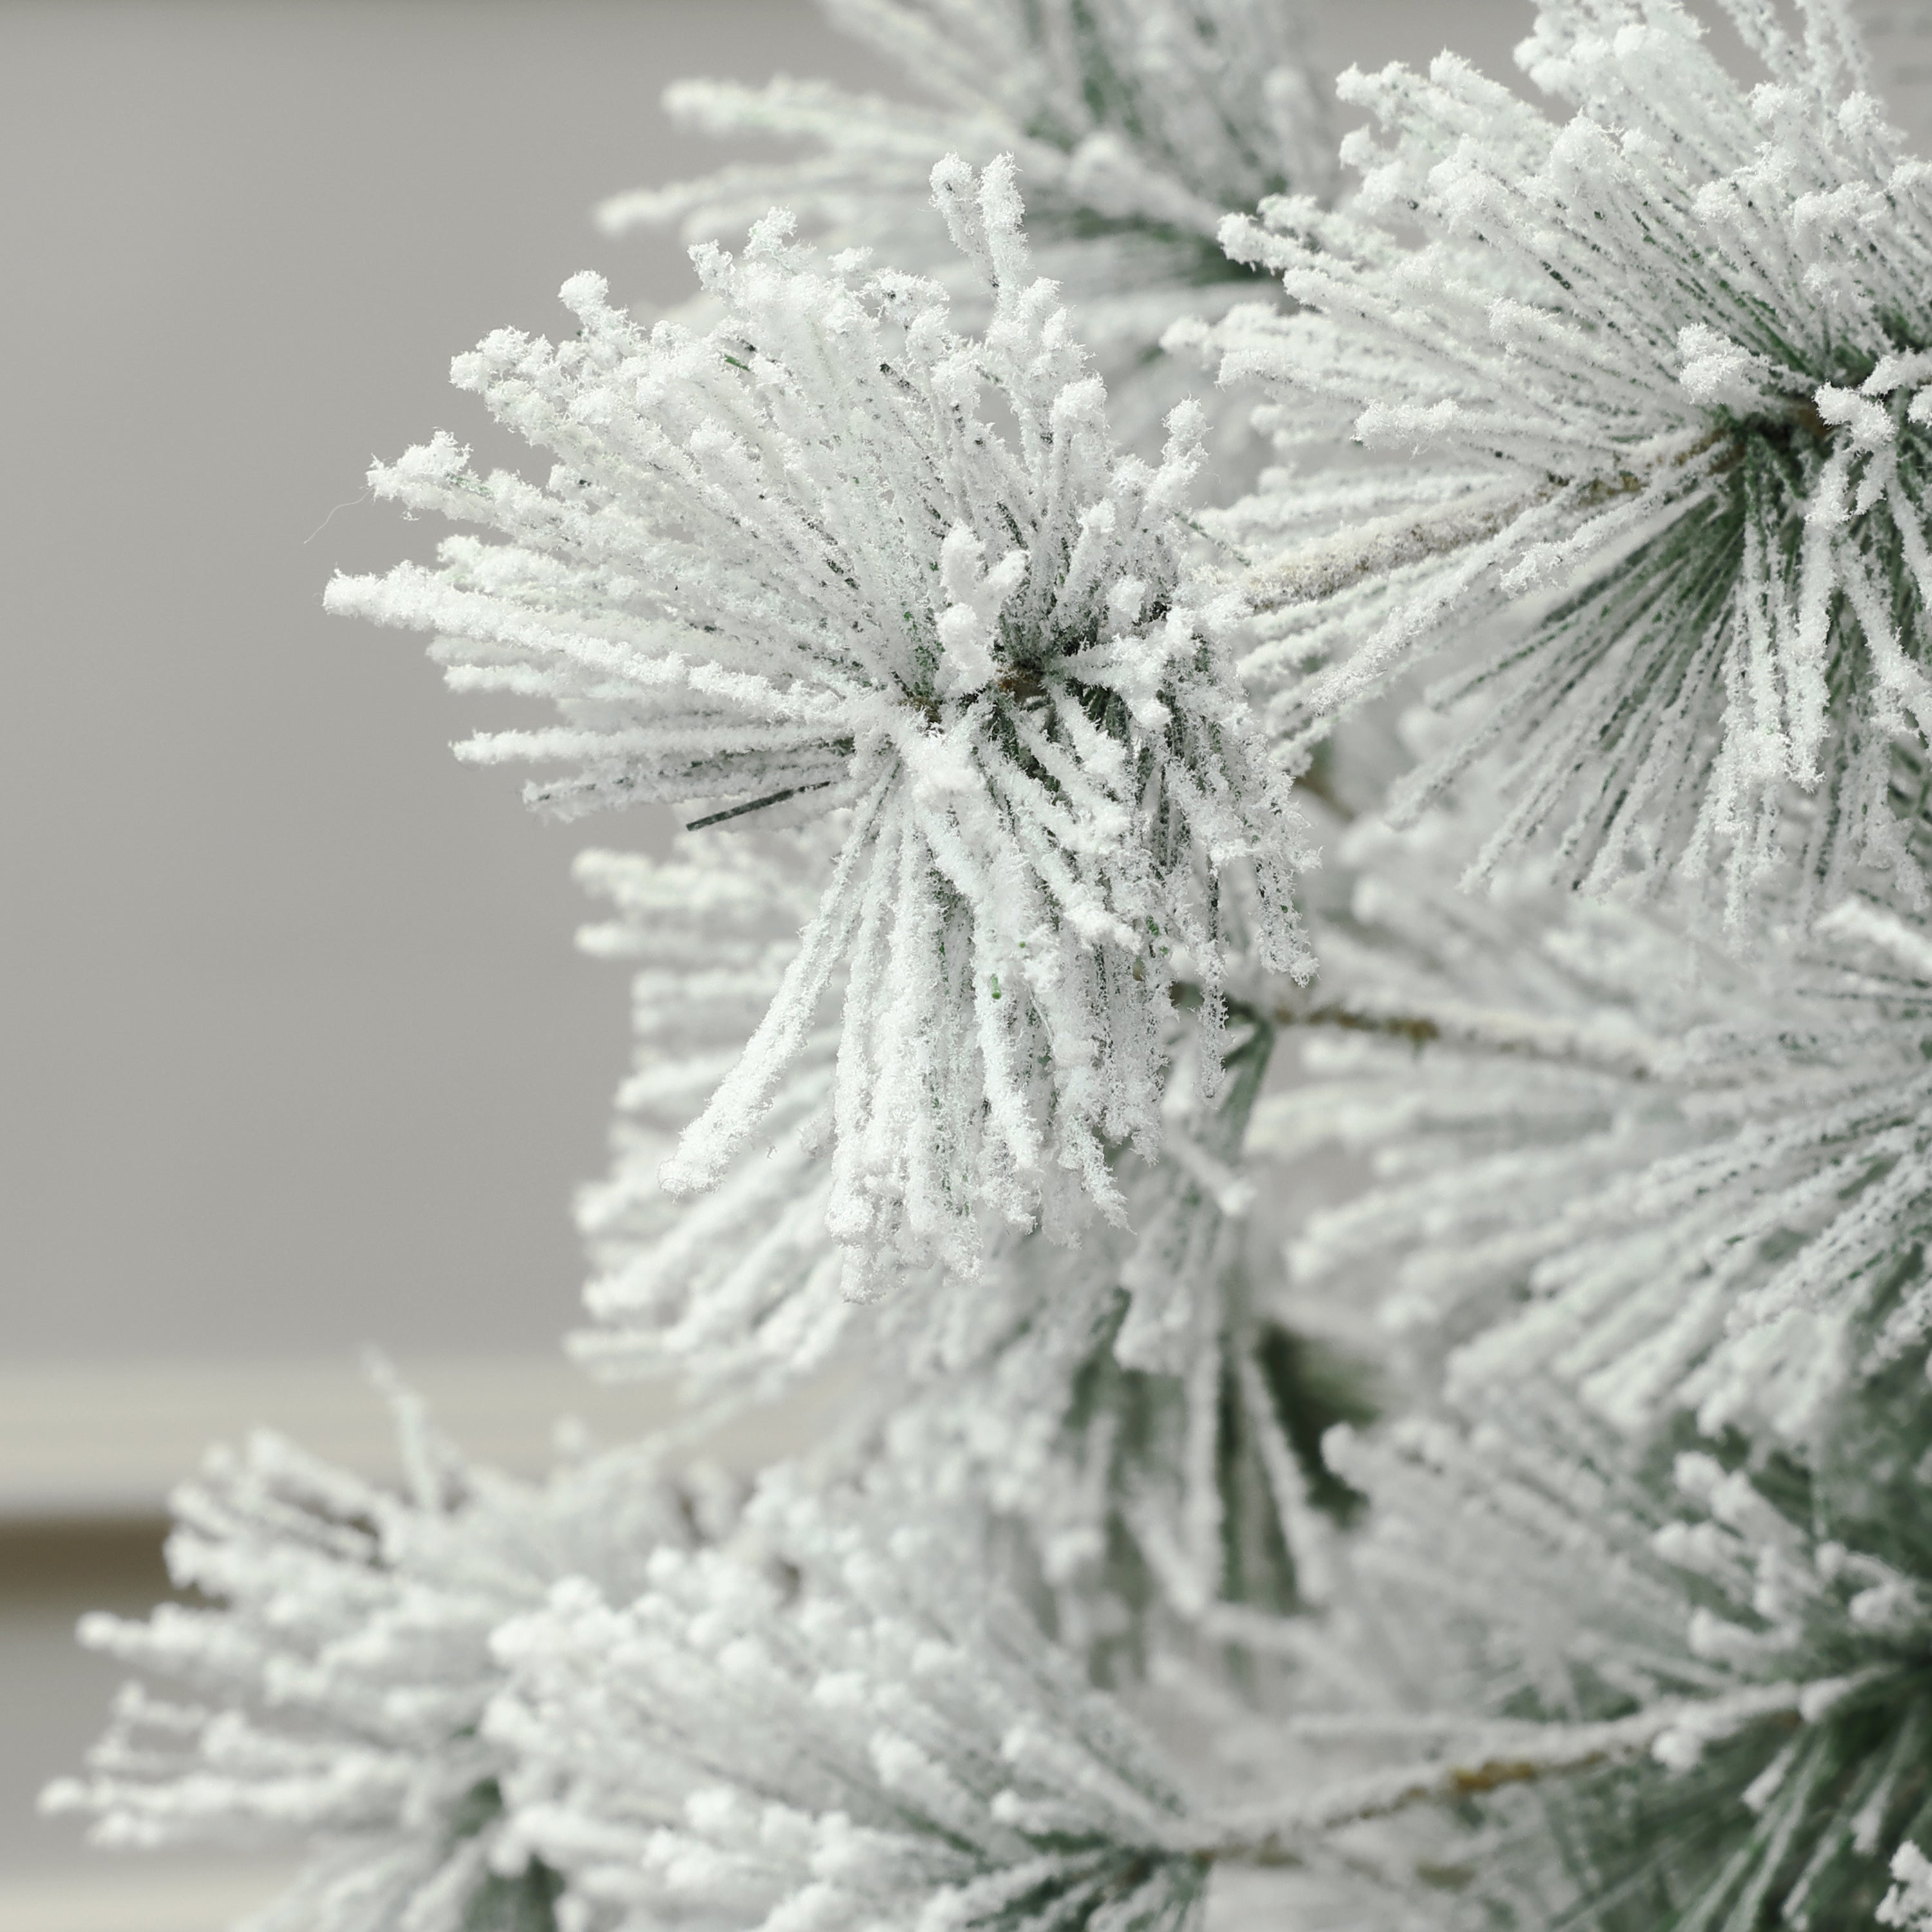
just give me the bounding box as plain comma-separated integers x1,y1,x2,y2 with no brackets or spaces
67,6,1932,1926
606,0,1333,442
573,835,1351,1643
489,1475,1209,1932
1195,0,1932,912
43,1380,699,1932
1258,811,1932,1438
571,831,850,1387
891,999,1363,1655
328,158,1311,1289
1311,1380,1932,1929
1886,1843,1932,1927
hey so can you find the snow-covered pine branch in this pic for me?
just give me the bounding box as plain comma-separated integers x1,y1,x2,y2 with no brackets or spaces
43,1378,707,1932
884,994,1367,1661
327,157,1312,1293
59,5,1932,1927
603,0,1333,446
572,831,1357,1652
1191,0,1932,913
1295,1376,1932,1928
1255,809,1932,1438
489,1475,1211,1932
571,831,849,1390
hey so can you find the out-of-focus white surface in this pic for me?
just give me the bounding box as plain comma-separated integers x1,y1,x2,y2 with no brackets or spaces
1861,1,1932,136
0,1356,672,1517
0,1863,297,1932
0,1353,862,1519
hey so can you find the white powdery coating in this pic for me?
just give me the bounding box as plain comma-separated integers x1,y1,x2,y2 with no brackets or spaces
1309,1396,1932,1925
1193,0,1932,911
43,1383,695,1932
488,1476,1206,1932
883,1044,1340,1653
328,158,1311,1289
1256,812,1932,1439
602,0,1334,444
570,831,851,1381
571,831,1333,1641
1311,1407,1703,1735
1884,1843,1932,1927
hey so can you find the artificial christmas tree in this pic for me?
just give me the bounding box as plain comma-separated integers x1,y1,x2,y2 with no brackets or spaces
52,1,1932,1926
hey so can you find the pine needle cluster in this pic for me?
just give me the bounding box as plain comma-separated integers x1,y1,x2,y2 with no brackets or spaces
1195,0,1932,911
47,1383,701,1932
609,0,1335,445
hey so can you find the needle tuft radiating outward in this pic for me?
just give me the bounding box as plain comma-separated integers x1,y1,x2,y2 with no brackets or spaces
328,157,1312,1290
1193,0,1932,914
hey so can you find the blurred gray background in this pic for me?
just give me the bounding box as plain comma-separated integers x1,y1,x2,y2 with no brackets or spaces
2,0,1927,1920
0,0,887,1369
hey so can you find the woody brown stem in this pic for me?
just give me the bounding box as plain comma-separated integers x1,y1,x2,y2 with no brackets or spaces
1184,1681,1837,1869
